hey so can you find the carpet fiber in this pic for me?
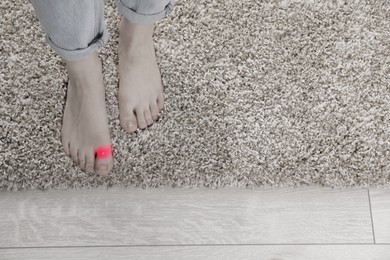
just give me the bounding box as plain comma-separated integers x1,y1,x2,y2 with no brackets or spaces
1,0,390,191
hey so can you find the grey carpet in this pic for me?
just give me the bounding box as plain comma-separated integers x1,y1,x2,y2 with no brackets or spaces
1,0,390,191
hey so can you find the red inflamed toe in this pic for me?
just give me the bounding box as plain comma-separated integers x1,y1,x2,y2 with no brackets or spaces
94,145,113,159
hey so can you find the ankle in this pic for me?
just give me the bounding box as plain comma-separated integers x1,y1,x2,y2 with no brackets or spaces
65,52,102,82
65,51,100,74
119,18,154,48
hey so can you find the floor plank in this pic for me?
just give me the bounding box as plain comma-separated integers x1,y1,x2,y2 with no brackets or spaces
1,245,390,260
370,189,390,243
0,187,373,247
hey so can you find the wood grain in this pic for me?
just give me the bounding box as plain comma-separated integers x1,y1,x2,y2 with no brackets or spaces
1,245,390,260
370,189,390,243
0,187,373,247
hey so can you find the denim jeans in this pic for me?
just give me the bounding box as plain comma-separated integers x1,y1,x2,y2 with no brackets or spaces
30,0,173,61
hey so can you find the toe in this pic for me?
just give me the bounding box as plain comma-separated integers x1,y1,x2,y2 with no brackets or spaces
157,93,164,111
85,154,95,174
61,131,70,156
78,152,86,171
70,145,79,163
144,108,154,126
62,139,70,156
136,108,148,129
150,103,159,121
121,110,138,133
95,156,113,176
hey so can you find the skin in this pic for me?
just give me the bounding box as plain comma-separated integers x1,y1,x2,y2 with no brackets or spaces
61,18,163,175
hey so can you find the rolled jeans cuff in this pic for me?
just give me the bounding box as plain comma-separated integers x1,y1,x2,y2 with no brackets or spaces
116,0,173,24
45,26,109,61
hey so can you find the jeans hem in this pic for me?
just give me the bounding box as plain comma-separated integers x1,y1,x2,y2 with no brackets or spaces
117,0,173,24
45,26,109,61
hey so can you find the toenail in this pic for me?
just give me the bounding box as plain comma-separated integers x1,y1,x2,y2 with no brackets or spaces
98,164,108,171
127,121,135,130
86,164,94,172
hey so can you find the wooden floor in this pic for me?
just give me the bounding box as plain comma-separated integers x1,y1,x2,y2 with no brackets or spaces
0,186,389,259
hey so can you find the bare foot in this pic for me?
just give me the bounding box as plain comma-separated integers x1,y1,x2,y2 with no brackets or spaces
61,51,113,175
118,17,164,133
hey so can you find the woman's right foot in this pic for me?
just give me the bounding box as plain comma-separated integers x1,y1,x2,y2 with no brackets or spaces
61,51,113,176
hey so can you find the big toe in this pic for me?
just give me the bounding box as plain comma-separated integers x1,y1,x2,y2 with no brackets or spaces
94,146,114,176
95,157,113,176
121,111,138,133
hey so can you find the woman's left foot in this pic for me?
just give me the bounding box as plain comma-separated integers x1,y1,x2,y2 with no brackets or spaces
118,17,164,133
